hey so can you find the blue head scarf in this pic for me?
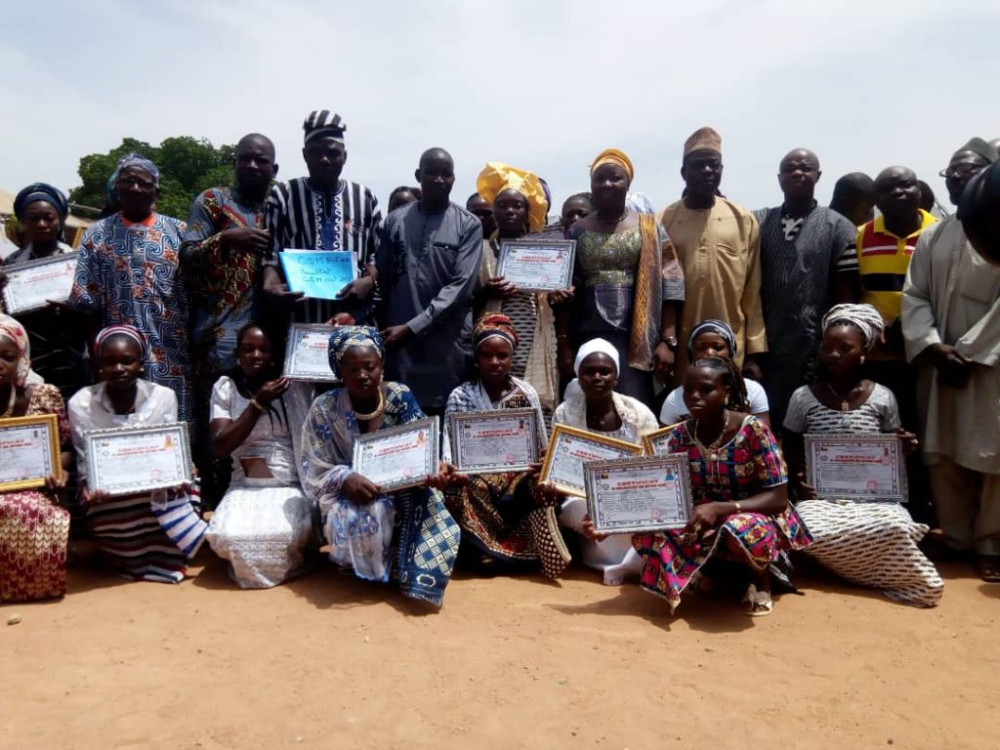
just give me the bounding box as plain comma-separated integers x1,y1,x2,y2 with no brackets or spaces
115,153,160,187
688,319,737,358
13,183,69,220
327,326,385,375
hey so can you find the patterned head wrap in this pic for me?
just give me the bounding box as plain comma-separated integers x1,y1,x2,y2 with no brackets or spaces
821,303,885,351
303,110,346,144
684,126,722,156
574,337,619,376
94,325,147,359
688,319,737,358
115,153,160,187
0,313,31,388
13,182,69,220
590,148,635,184
473,313,519,351
475,162,549,233
328,326,385,372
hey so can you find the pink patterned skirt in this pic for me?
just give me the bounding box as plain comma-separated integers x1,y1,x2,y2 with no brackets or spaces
0,491,70,602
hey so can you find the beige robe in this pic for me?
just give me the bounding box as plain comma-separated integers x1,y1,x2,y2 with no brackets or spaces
661,198,765,374
902,216,1000,475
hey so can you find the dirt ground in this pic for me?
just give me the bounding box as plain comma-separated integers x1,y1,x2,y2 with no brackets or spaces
2,552,998,750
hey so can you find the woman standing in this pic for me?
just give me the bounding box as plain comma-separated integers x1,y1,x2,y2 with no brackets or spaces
68,326,204,583
628,358,812,615
783,304,943,607
440,314,570,578
558,149,684,405
205,324,316,588
0,314,72,602
299,326,460,607
0,183,88,400
548,338,659,585
475,162,560,412
69,154,191,420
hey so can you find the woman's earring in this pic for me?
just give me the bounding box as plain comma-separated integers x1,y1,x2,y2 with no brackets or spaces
860,355,866,365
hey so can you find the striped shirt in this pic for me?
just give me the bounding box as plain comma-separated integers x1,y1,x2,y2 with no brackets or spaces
855,210,937,323
264,177,382,323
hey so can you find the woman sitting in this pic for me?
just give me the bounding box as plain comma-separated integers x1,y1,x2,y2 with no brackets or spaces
659,319,770,427
627,357,812,615
783,304,944,607
440,314,570,578
549,338,659,585
205,324,316,589
0,314,72,602
300,326,460,607
68,326,204,583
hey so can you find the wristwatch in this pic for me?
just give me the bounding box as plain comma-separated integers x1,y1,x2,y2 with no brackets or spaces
661,336,678,350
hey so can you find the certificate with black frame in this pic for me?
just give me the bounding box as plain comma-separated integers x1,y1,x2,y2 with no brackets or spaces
1,252,79,314
805,433,907,502
538,423,642,498
84,423,193,496
282,323,339,383
352,417,439,494
448,408,539,474
0,413,62,492
584,454,693,534
495,239,575,293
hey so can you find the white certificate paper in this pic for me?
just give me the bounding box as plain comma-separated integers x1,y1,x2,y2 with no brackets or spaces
496,240,575,293
449,408,539,474
85,424,192,496
282,323,338,382
585,455,692,534
806,433,907,501
0,414,60,490
539,424,642,497
1,252,78,314
352,417,439,493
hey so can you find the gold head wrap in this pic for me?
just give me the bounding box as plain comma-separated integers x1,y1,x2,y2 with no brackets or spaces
590,148,634,183
476,162,549,233
683,127,722,157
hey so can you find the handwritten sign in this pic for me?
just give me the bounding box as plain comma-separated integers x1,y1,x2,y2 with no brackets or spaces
279,249,357,300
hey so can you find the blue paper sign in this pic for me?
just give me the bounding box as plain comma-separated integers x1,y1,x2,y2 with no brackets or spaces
279,250,358,300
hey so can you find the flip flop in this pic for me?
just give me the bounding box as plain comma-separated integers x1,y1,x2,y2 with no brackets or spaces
977,555,1000,583
742,583,773,617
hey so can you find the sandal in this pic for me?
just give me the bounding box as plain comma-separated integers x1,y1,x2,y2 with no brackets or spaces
976,555,1000,583
741,583,773,617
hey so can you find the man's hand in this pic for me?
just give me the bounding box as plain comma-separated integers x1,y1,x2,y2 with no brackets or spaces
337,275,376,303
652,341,676,382
927,343,972,388
221,227,269,253
262,266,305,302
483,276,517,300
380,324,411,350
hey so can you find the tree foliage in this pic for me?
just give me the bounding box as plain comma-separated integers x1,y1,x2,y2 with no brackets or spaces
69,136,236,220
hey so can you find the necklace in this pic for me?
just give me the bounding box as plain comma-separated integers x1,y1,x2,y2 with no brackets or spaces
354,388,385,422
1,384,15,417
825,382,855,412
693,411,731,462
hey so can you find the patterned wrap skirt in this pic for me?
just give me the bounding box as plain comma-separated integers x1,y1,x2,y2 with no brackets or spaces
0,491,70,602
633,506,812,613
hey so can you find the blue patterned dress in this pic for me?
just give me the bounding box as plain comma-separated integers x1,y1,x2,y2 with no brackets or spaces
70,213,191,420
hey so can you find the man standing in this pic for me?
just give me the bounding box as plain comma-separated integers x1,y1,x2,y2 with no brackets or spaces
903,150,1000,579
377,148,483,413
940,138,997,208
755,149,858,427
829,173,876,227
661,127,765,379
466,193,497,239
262,111,381,324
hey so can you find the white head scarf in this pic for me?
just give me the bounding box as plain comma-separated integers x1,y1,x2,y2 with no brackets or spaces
821,303,885,352
573,338,620,376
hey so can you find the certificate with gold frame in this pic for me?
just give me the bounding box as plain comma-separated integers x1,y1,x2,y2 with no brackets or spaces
538,423,642,498
0,413,62,492
642,422,684,456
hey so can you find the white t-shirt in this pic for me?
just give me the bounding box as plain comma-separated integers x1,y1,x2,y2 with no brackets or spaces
659,378,770,425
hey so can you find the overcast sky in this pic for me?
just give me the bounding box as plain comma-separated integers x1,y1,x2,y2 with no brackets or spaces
3,0,999,217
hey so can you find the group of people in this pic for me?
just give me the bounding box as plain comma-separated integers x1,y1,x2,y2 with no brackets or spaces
1,111,998,619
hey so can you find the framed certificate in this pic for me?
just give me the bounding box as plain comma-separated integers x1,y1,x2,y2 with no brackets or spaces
1,252,79,314
84,423,193,496
279,249,357,300
0,414,62,491
584,454,693,534
538,424,642,498
448,408,539,474
282,323,339,382
352,417,439,493
642,422,684,456
495,239,575,293
805,433,907,502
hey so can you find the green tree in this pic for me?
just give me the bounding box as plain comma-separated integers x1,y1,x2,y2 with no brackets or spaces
70,136,236,220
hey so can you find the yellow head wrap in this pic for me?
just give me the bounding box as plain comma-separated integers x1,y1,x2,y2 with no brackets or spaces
476,162,549,233
590,148,634,184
